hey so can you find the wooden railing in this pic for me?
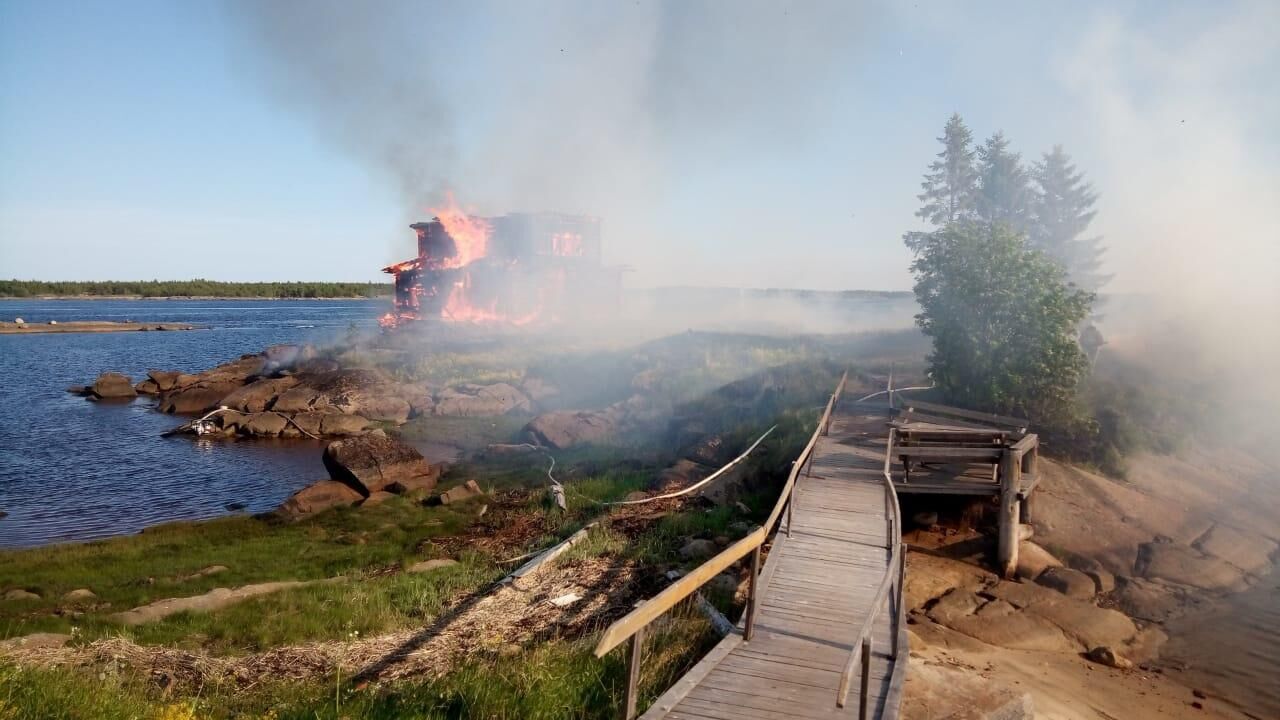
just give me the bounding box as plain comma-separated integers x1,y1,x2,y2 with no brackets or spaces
835,418,905,715
593,371,848,719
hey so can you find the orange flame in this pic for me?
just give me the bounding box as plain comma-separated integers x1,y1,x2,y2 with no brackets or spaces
441,271,541,326
430,193,490,269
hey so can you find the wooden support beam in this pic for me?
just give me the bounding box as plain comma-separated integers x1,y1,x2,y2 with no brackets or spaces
997,450,1022,578
745,546,762,642
859,637,873,720
624,626,645,720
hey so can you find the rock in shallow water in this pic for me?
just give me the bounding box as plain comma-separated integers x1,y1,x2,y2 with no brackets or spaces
90,372,136,400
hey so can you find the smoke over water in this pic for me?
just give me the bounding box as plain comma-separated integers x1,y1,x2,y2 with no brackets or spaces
229,0,873,285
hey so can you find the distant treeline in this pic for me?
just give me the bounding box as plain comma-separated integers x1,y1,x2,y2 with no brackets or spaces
0,280,393,299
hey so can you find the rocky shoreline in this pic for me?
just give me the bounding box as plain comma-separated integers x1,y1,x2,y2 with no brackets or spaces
66,341,683,520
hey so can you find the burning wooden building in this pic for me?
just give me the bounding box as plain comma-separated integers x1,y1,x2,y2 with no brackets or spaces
381,204,623,328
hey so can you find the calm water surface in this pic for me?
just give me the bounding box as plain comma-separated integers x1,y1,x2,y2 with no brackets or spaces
1161,566,1280,719
0,299,386,548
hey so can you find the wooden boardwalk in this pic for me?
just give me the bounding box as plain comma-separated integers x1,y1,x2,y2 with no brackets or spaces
641,397,906,719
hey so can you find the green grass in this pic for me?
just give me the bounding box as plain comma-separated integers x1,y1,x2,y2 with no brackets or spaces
0,497,478,643
125,553,499,653
0,611,717,719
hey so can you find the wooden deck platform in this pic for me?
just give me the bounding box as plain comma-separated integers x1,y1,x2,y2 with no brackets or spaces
641,398,906,719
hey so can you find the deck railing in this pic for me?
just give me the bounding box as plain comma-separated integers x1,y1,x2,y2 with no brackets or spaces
835,413,905,715
592,371,849,719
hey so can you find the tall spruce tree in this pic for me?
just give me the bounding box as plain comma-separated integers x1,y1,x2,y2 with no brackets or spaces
1030,145,1109,292
974,131,1032,232
916,113,978,226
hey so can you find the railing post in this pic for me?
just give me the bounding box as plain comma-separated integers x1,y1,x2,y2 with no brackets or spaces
997,450,1022,579
859,637,872,720
893,542,906,659
745,546,762,641
623,626,645,720
786,495,794,539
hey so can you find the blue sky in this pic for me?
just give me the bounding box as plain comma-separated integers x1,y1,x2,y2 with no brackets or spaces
1,1,1276,294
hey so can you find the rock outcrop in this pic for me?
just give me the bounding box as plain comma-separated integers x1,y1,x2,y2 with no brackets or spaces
1134,541,1247,591
275,480,364,518
90,372,136,400
89,346,564,440
158,379,243,414
434,383,530,417
322,434,440,496
524,410,617,449
220,376,300,413
1034,567,1096,599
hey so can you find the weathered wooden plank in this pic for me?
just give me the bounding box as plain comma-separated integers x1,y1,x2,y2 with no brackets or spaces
900,398,1028,427
896,446,1003,460
676,695,818,720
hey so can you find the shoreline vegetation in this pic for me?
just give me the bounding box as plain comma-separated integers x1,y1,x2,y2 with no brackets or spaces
0,280,393,299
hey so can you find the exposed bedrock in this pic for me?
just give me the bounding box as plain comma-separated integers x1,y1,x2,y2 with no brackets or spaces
322,432,440,496
433,383,530,417
908,552,1161,666
89,372,137,400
